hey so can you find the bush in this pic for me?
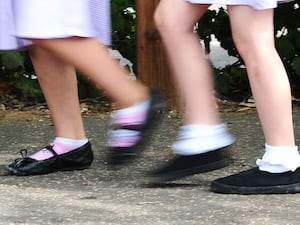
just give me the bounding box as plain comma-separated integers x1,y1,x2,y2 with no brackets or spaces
1,1,299,103
0,50,42,100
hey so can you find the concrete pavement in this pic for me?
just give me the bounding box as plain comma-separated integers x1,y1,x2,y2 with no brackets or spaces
0,112,300,225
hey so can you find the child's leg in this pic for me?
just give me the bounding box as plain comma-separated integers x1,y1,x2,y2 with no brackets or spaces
6,46,93,175
146,0,234,183
154,0,218,125
228,6,300,172
29,46,86,140
29,38,165,166
228,6,295,146
211,6,300,194
30,38,149,109
29,46,89,159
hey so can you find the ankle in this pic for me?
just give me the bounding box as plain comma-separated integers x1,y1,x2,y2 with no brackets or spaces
172,123,235,155
30,138,88,161
114,88,149,109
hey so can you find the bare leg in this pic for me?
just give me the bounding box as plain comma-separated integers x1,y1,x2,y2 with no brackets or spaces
145,0,234,183
154,0,218,125
29,45,86,139
154,0,234,153
6,45,94,175
228,6,295,146
211,6,300,195
30,38,149,109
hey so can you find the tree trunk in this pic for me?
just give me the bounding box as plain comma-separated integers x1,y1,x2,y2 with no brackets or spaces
136,0,178,108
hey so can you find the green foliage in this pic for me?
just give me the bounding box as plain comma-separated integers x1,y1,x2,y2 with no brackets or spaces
292,56,300,75
10,74,43,99
0,50,39,98
214,66,249,102
0,51,25,70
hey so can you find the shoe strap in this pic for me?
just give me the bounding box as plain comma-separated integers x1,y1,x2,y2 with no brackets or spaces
45,145,58,156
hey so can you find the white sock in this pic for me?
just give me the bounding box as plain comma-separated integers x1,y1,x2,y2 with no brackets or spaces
112,98,151,119
54,137,88,148
256,143,300,173
172,123,235,155
30,137,88,160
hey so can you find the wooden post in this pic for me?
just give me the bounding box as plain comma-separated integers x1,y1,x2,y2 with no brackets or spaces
136,0,178,108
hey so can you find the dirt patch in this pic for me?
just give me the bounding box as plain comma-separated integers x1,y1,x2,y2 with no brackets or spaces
2,94,300,121
0,94,112,121
0,98,255,122
0,110,49,121
0,103,111,121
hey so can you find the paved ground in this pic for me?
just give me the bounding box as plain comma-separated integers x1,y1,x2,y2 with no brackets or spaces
1,112,300,225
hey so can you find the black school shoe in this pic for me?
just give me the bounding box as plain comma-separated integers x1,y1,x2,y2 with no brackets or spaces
145,147,230,183
211,167,300,194
107,90,166,166
6,142,93,176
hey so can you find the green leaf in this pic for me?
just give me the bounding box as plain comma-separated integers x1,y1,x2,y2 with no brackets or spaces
0,51,26,70
276,38,295,59
292,56,300,76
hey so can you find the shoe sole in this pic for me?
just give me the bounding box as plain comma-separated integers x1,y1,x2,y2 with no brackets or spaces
6,164,92,176
210,181,300,194
145,159,229,184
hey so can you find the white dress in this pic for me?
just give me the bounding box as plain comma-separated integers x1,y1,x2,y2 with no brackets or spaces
0,0,111,50
186,0,293,10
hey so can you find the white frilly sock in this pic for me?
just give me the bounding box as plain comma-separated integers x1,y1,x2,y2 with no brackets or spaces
172,123,235,155
256,143,300,173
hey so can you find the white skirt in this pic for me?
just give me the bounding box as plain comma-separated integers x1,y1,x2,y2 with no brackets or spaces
186,0,293,10
0,0,111,50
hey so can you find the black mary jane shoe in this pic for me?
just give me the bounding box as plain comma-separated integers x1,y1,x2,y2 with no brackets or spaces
6,142,93,176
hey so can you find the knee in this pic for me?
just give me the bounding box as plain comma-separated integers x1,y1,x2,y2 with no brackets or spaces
154,7,181,37
154,8,169,34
